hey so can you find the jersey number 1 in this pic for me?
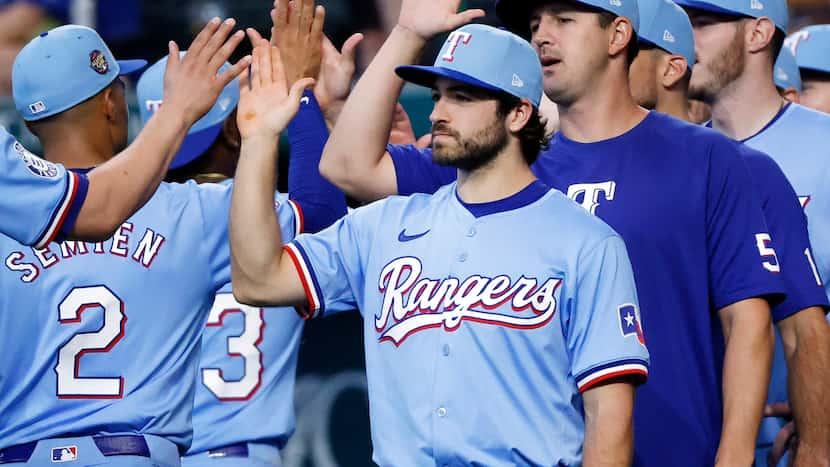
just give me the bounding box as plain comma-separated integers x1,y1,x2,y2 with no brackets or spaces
55,286,126,398
202,293,265,401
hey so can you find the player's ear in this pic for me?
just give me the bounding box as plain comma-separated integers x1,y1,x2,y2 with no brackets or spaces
745,17,776,54
507,99,533,133
101,85,118,122
608,16,635,60
780,87,800,104
661,54,689,89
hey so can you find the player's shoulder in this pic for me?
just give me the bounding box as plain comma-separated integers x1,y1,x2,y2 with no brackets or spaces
781,103,830,130
350,185,442,221
543,189,623,243
641,112,744,162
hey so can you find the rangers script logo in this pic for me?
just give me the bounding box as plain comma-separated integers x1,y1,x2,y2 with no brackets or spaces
376,257,561,345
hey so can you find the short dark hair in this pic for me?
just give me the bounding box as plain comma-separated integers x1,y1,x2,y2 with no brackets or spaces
495,93,549,165
597,11,639,65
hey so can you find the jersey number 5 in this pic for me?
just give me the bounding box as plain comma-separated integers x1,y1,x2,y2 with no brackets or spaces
55,286,126,398
202,293,265,401
755,233,781,273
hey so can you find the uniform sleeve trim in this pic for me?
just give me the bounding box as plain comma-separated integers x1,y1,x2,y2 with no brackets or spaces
287,199,304,235
576,359,648,393
284,242,324,319
35,171,86,249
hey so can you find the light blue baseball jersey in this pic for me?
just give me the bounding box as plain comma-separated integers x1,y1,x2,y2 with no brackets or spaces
0,179,300,452
286,180,650,465
742,103,830,300
187,182,305,455
0,128,88,248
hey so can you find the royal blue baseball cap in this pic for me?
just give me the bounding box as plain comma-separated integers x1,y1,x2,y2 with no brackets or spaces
773,46,801,91
787,25,830,75
12,25,147,121
136,52,239,169
495,0,640,39
638,0,695,68
396,24,543,108
675,0,788,32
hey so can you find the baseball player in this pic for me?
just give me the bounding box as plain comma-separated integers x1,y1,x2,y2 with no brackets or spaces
318,0,785,464
0,24,315,466
134,5,347,465
626,2,830,464
677,0,830,462
0,18,247,250
773,47,802,103
231,28,650,465
787,25,830,114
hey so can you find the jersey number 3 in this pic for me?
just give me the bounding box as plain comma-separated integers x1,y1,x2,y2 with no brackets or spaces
55,286,126,398
202,293,265,401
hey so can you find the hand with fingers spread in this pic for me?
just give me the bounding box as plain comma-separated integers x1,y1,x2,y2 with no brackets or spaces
315,32,363,115
237,34,315,141
162,17,251,126
269,0,324,84
396,0,485,42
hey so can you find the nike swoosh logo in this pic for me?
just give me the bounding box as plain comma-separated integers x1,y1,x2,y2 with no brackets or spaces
398,229,430,242
300,97,310,105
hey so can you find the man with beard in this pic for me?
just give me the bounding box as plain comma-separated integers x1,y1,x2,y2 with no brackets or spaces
317,0,785,464
627,1,830,465
787,25,830,114
676,0,830,462
229,24,651,465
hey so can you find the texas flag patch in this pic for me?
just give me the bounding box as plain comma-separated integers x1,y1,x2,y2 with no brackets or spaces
618,304,646,346
51,446,78,462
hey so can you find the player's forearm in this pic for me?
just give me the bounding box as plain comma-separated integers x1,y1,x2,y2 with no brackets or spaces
582,382,634,466
319,25,425,195
779,309,830,465
73,107,189,241
230,135,286,305
716,299,774,465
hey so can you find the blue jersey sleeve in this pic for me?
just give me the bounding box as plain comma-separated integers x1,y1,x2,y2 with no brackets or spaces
284,203,380,319
0,131,88,248
287,91,347,234
706,139,786,310
387,144,456,196
741,147,829,321
196,182,302,292
566,234,650,392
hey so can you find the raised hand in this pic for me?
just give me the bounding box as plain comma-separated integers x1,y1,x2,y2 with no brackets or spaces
162,18,251,125
270,0,324,84
315,32,363,113
388,103,417,146
396,0,485,41
237,32,315,141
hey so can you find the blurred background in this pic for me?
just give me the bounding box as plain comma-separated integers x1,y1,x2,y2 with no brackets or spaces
1,0,828,465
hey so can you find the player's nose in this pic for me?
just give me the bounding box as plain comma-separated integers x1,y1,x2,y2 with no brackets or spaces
429,98,450,124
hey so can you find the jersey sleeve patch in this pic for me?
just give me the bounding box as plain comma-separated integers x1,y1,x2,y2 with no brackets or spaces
284,242,324,319
575,358,648,393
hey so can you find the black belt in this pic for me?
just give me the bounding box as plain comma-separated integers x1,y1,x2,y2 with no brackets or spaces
0,435,150,464
207,442,249,458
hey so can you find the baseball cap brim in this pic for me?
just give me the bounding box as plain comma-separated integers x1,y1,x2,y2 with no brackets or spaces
117,59,148,76
396,65,504,94
170,122,223,169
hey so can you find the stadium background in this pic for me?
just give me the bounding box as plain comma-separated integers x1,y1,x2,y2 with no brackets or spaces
0,0,828,465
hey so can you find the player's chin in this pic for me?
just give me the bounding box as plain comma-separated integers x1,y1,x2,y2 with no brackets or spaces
432,146,463,167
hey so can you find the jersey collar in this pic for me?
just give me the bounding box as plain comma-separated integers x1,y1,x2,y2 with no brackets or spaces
455,180,550,218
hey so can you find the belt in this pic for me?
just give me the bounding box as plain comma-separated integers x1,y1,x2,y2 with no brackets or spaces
207,442,249,458
0,435,150,464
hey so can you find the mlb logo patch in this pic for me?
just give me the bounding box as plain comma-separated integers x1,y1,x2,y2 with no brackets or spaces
29,101,46,114
618,304,646,346
51,446,78,462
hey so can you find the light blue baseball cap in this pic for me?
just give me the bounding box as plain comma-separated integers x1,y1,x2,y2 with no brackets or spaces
396,24,543,108
787,25,830,75
136,52,239,169
675,0,788,32
495,0,640,38
773,46,801,91
12,25,147,121
638,0,695,68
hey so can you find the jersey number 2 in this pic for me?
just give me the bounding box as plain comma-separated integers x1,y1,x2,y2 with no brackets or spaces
202,293,265,401
55,286,126,398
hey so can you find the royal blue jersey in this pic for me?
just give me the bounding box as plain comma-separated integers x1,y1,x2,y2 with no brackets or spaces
286,181,650,465
0,180,300,452
389,111,785,466
0,129,87,248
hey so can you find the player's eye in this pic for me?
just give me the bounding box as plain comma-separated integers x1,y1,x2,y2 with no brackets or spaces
431,92,440,103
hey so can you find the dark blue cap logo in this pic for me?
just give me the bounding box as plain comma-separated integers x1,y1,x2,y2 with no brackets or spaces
90,50,108,75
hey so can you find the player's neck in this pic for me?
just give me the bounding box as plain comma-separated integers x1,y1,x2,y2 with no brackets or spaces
557,76,648,142
709,71,783,141
41,126,115,169
655,89,692,122
455,146,536,204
